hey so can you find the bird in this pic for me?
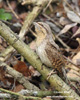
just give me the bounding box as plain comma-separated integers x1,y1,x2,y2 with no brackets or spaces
33,22,69,84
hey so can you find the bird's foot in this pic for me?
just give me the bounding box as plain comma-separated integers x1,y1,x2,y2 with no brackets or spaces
47,69,56,80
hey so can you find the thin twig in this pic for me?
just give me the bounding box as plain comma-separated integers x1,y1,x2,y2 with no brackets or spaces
7,0,19,19
29,28,37,37
43,0,53,12
0,21,80,100
0,88,42,100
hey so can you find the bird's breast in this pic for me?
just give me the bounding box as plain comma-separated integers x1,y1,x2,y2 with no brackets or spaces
36,41,52,67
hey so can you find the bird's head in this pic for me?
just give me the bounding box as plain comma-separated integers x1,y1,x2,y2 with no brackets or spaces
33,22,54,46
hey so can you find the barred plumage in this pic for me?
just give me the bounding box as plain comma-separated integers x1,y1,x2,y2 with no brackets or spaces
34,22,68,83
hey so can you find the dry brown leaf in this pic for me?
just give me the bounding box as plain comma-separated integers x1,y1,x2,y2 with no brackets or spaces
0,45,5,51
71,27,80,38
58,23,77,36
67,52,80,78
63,1,80,23
59,17,72,25
67,11,80,23
29,66,40,77
13,60,31,77
13,84,24,92
19,12,27,21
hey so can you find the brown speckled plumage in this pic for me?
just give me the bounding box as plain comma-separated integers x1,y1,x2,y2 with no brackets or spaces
34,22,68,83
45,42,65,73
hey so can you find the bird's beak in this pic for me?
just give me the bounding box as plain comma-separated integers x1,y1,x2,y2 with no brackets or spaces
33,22,41,33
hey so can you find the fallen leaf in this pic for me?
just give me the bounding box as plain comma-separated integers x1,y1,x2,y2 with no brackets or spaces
67,11,80,23
58,23,77,36
71,27,80,38
59,17,72,25
13,60,31,77
63,1,80,23
67,52,80,78
19,12,27,21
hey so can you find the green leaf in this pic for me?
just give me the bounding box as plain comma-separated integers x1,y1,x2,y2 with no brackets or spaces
0,8,12,21
0,8,5,13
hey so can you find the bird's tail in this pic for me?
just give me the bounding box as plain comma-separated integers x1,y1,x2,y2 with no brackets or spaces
59,67,69,84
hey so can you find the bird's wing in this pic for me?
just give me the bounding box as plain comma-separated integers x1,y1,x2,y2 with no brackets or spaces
45,42,65,73
45,42,69,83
